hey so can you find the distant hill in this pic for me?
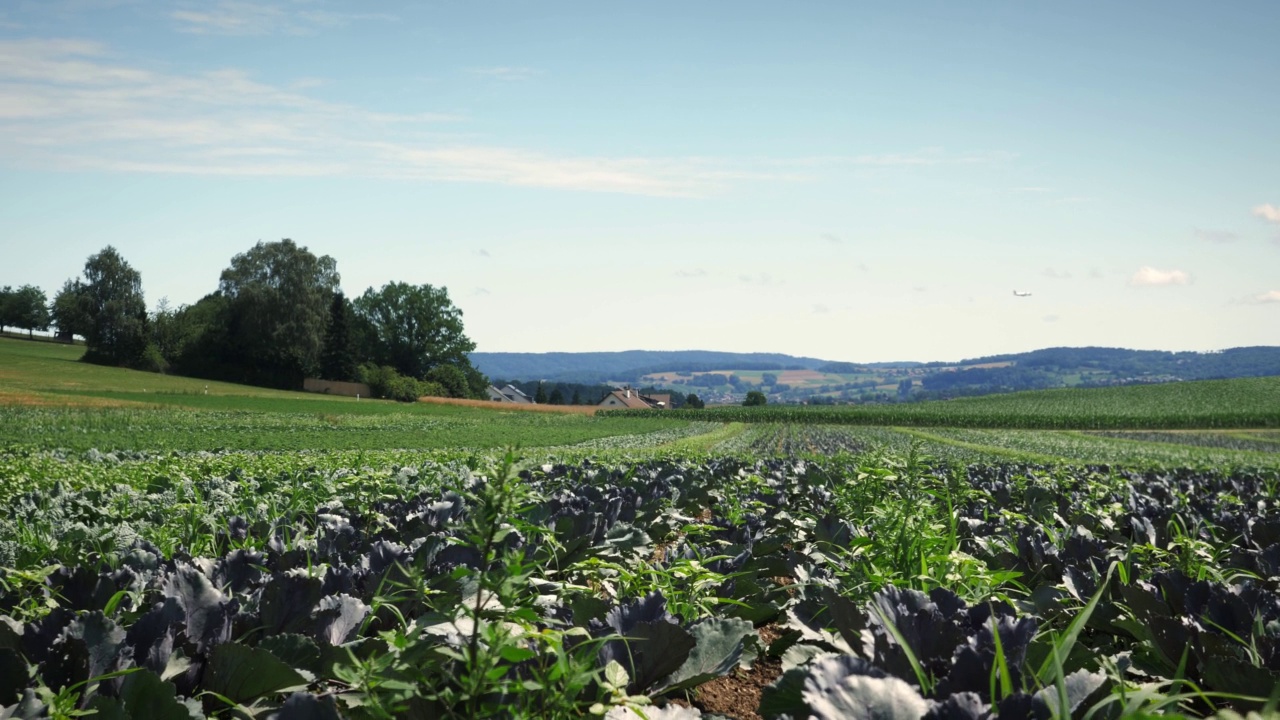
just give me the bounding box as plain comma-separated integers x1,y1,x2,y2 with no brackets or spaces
469,346,1280,403
470,350,829,384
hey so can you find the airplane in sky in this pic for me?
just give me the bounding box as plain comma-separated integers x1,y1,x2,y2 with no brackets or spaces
1013,290,1032,297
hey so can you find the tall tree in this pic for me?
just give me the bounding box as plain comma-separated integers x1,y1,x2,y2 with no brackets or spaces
320,292,359,382
79,247,148,365
534,382,548,404
353,282,476,380
50,279,91,338
218,239,339,385
6,285,50,338
0,287,13,333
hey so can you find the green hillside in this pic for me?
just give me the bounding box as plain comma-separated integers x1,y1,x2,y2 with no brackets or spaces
0,338,684,450
607,375,1280,429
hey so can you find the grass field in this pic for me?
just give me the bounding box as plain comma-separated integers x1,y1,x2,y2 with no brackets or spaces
0,338,687,451
6,336,1280,465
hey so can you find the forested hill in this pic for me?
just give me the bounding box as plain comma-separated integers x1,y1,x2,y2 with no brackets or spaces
469,346,1280,389
469,350,828,383
932,346,1280,380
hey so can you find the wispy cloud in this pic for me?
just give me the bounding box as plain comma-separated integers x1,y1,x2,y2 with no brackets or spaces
812,304,830,314
468,66,541,81
859,148,1015,166
474,287,491,296
1043,314,1060,323
821,233,842,244
1193,227,1238,244
739,273,781,286
1129,266,1191,287
1254,203,1280,224
1249,290,1280,304
0,39,782,196
475,249,491,258
675,268,707,278
1042,267,1072,279
171,1,395,36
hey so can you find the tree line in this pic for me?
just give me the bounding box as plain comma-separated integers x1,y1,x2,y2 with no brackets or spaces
10,240,488,401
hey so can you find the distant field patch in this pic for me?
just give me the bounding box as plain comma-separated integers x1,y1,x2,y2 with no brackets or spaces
418,396,599,415
640,368,852,387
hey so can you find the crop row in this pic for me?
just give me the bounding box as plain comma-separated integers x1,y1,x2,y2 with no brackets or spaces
2,448,1278,717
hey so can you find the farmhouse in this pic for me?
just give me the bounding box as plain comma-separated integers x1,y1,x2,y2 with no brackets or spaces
486,384,534,403
598,387,670,409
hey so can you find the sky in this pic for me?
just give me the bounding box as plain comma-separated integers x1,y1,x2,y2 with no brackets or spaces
1,1,1278,363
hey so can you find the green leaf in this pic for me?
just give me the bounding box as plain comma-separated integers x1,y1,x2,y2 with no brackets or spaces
759,667,810,720
89,669,201,720
499,645,537,663
658,617,755,693
205,643,309,704
1036,565,1112,686
259,634,324,676
604,660,630,689
120,668,200,720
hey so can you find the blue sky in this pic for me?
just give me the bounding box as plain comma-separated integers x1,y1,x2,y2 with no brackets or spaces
1,1,1277,361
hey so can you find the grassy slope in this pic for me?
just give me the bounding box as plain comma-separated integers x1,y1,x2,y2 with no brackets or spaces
0,338,317,404
0,338,688,451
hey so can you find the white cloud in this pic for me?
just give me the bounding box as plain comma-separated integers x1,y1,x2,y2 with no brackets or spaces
1250,290,1280,304
1042,267,1071,279
821,233,842,244
1129,266,1191,286
812,304,830,314
0,39,771,196
1254,203,1280,224
675,268,707,278
1193,227,1238,244
171,1,395,36
468,66,541,81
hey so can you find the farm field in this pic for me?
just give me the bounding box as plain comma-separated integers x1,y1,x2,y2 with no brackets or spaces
2,340,1280,717
611,377,1280,429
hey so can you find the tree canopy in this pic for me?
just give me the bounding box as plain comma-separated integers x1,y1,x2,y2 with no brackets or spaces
218,239,339,384
77,247,148,366
353,282,476,380
50,279,91,338
319,292,359,382
0,285,50,337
